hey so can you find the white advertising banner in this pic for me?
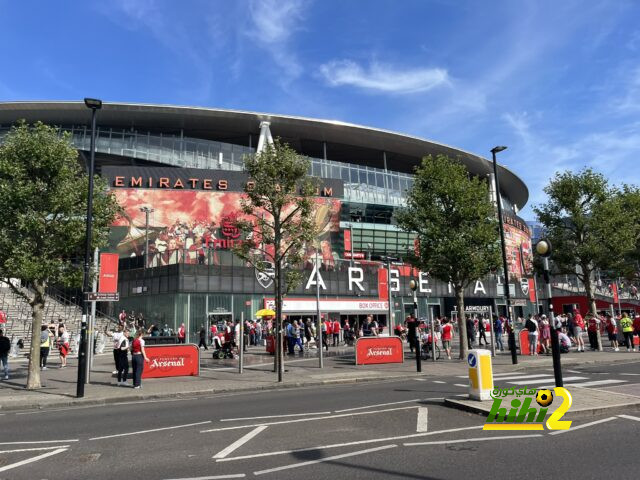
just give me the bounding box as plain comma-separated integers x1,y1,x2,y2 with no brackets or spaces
265,298,389,313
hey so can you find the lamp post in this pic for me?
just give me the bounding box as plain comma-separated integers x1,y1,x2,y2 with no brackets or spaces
139,206,154,269
491,146,517,365
409,279,421,372
535,239,563,387
77,97,102,398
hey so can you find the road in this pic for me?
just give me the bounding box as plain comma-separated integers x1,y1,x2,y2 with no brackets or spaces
1,361,639,480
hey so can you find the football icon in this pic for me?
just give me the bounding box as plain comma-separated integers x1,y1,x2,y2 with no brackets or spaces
536,389,554,407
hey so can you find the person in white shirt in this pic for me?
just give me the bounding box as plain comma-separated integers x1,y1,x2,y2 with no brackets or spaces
106,326,125,378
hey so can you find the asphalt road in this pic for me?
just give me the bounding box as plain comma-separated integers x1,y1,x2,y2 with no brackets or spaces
1,361,639,480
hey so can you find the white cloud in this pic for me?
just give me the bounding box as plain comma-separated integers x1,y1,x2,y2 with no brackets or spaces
319,60,449,94
246,0,308,79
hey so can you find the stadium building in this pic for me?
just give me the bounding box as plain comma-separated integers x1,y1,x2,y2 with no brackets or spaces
0,102,536,339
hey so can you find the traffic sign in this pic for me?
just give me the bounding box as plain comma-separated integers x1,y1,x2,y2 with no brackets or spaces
85,292,120,302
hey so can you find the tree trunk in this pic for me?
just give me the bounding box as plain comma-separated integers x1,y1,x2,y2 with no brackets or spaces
276,259,284,382
455,285,468,360
26,280,46,389
581,266,598,318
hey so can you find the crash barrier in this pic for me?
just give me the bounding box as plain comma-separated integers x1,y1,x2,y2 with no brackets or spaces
355,336,404,365
142,343,200,379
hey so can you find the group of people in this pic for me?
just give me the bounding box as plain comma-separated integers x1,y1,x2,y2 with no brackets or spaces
39,321,71,370
107,325,150,389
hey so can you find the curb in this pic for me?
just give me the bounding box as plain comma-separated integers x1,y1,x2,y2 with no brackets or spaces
0,372,426,412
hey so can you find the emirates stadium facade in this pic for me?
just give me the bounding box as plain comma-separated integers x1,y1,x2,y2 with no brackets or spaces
0,101,535,338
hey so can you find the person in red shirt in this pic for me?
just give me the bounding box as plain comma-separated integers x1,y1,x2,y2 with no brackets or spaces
606,314,619,351
322,318,331,351
633,315,640,348
440,319,454,360
332,319,341,346
131,329,150,389
178,323,186,343
587,316,599,351
573,309,585,352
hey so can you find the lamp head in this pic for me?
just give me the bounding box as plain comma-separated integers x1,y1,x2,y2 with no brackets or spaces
409,279,418,291
491,146,507,154
535,239,552,257
84,98,103,110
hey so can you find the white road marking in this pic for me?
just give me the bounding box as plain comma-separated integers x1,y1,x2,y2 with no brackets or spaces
216,425,483,463
202,406,420,433
563,379,627,388
416,408,428,432
548,417,617,436
253,444,397,476
221,412,330,422
0,439,79,445
620,373,640,376
213,426,269,459
618,414,640,422
163,475,246,480
404,434,543,446
15,397,195,415
507,376,586,386
433,380,446,384
90,421,212,440
492,374,560,381
453,384,467,388
0,446,70,454
334,398,427,413
413,378,426,382
0,447,67,473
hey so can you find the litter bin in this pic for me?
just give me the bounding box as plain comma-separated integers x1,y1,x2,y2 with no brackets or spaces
266,335,275,355
467,349,493,400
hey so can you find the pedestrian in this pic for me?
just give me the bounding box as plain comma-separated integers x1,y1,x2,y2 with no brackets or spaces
494,316,504,351
106,325,126,377
406,315,418,353
116,327,130,386
465,316,475,350
304,318,312,349
363,316,373,337
0,328,10,380
57,325,70,368
178,323,186,343
131,329,150,389
539,315,551,354
40,325,52,370
198,324,208,350
586,316,599,351
321,318,330,351
332,318,341,346
477,316,487,346
606,314,619,351
620,313,635,352
285,321,295,355
293,320,304,353
440,318,453,360
573,309,585,352
525,316,539,356
633,315,640,350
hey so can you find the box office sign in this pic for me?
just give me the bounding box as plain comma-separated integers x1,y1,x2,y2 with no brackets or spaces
355,337,404,365
142,344,200,379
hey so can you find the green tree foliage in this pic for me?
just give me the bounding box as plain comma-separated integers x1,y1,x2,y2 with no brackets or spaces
396,155,501,359
534,168,636,317
0,122,119,389
233,140,317,381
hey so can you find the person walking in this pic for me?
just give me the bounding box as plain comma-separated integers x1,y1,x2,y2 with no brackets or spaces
116,327,130,386
620,313,635,352
131,329,150,389
293,320,304,354
465,316,475,350
304,318,312,350
606,314,619,351
525,316,539,356
494,316,504,352
106,325,126,378
573,309,585,352
0,328,10,380
477,317,487,346
57,325,70,368
178,323,186,343
198,325,208,350
332,318,341,346
40,325,53,370
440,319,453,360
539,315,551,354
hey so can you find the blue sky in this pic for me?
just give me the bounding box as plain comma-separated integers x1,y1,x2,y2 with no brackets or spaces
1,0,639,218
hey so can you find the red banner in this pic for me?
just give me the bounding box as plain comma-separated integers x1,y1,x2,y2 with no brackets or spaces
355,336,404,365
378,268,389,300
528,279,536,303
344,229,352,253
142,344,200,378
612,283,619,303
98,253,119,293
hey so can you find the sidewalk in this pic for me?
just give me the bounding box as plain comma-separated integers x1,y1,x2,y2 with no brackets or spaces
1,344,639,412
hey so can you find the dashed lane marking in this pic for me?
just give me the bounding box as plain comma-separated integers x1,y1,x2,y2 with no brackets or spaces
0,447,68,473
0,446,70,454
334,398,429,413
548,417,617,436
216,425,482,463
404,434,543,446
0,440,79,445
221,412,330,422
163,475,246,480
90,421,212,441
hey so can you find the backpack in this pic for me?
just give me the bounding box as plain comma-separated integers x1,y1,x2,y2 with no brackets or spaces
526,319,537,333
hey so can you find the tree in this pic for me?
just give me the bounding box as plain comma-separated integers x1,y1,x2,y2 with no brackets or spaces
534,168,636,318
0,122,119,389
396,155,501,359
233,140,317,381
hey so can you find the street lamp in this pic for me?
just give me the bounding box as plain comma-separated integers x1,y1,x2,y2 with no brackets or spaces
491,146,517,365
535,239,563,387
139,206,155,269
77,97,102,398
409,279,421,372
